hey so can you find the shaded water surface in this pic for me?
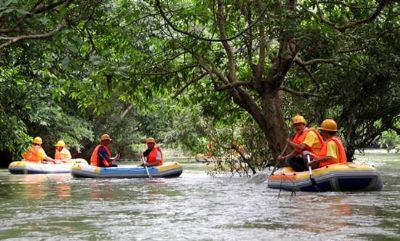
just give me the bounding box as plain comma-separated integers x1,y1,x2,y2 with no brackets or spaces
0,152,399,240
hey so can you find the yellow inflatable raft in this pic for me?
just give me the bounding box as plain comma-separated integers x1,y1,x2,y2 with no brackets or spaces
268,163,383,192
8,159,88,174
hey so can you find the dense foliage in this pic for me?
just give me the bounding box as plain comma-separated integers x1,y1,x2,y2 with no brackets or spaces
1,0,399,171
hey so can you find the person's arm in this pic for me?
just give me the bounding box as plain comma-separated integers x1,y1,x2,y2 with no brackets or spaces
308,141,337,168
307,156,332,168
98,147,112,166
98,147,120,166
40,149,56,163
301,132,318,151
286,138,305,154
60,149,72,163
277,149,296,161
142,149,151,163
65,149,72,160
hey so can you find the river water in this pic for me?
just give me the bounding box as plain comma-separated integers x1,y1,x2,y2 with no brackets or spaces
0,151,399,241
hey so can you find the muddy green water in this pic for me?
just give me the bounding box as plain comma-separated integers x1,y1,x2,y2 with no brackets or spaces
0,151,399,240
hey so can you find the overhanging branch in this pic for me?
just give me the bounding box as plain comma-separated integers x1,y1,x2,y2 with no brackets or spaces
294,56,320,88
172,72,208,98
0,19,67,51
280,86,320,98
155,0,267,42
301,58,339,65
215,81,252,91
310,0,392,32
336,0,392,31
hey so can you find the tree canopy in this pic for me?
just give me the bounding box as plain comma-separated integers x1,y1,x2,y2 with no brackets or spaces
1,0,399,170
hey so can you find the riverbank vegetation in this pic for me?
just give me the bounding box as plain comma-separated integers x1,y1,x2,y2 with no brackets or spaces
1,0,399,171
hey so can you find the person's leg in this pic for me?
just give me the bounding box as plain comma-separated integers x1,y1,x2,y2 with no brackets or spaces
286,157,306,172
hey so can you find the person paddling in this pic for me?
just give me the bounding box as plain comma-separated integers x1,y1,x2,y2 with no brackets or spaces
307,119,347,169
22,136,56,164
277,115,324,171
142,137,163,167
90,134,120,167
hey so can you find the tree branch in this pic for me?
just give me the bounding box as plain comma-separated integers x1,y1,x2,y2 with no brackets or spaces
311,0,393,32
336,0,392,31
120,105,133,119
172,72,208,98
0,19,67,51
280,86,320,98
338,46,367,54
301,58,339,65
155,0,267,42
294,56,320,88
216,0,236,82
0,0,71,34
254,0,266,84
215,81,252,91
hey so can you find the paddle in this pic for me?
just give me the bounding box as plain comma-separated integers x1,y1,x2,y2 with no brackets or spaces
142,156,153,179
247,142,289,184
306,154,318,190
270,142,289,175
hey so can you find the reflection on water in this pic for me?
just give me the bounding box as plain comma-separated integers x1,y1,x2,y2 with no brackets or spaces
0,152,399,240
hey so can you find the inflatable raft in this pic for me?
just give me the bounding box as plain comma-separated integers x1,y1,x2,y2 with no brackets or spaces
8,159,88,174
71,162,183,178
268,163,383,192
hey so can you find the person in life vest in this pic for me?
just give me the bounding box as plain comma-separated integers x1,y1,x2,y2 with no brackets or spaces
277,115,324,171
90,134,120,167
54,140,72,163
142,137,163,166
22,136,56,163
307,119,347,169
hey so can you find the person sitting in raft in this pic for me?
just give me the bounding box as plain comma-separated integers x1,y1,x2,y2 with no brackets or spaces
22,136,56,164
142,137,163,167
90,134,120,167
54,140,72,163
307,119,347,169
277,114,324,172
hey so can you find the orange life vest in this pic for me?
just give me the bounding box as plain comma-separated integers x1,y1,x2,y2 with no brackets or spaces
146,146,163,166
318,136,347,167
90,144,111,167
292,127,324,155
22,147,43,163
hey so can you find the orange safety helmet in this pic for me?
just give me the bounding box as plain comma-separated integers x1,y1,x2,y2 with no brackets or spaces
145,137,156,144
319,119,338,132
100,134,112,141
33,137,43,145
292,115,307,125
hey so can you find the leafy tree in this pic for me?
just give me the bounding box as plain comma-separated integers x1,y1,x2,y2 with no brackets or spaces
377,130,400,152
145,0,400,161
0,0,102,164
1,0,400,171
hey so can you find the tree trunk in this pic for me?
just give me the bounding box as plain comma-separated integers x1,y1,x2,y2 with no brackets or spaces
229,87,289,159
261,90,289,157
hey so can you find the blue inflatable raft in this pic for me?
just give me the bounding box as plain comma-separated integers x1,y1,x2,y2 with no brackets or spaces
71,162,183,178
